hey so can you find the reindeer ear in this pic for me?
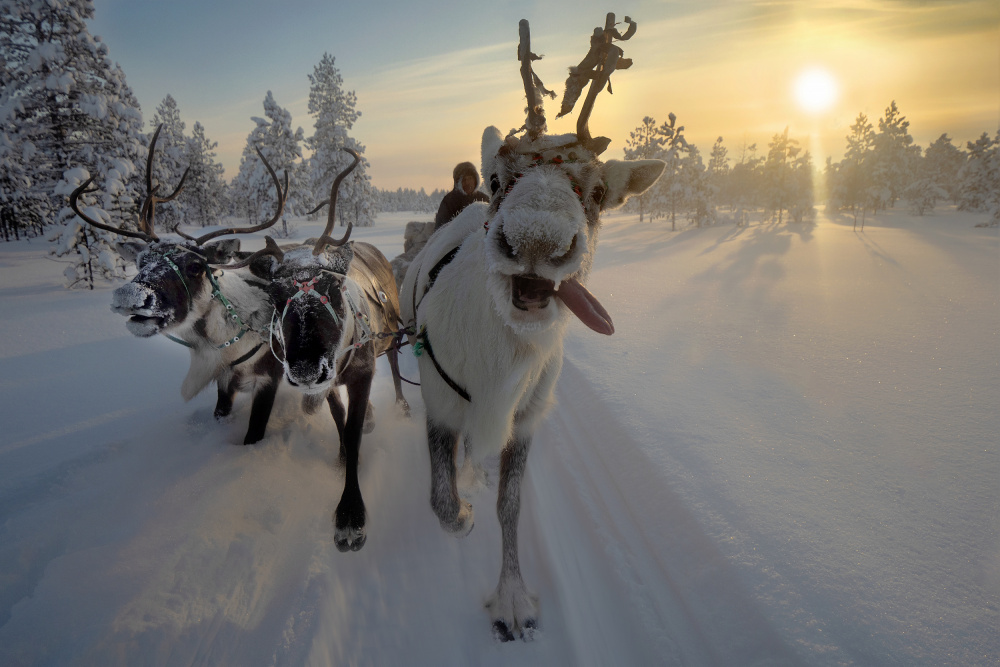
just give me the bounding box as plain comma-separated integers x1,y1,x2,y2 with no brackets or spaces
204,239,241,263
600,159,666,211
328,242,354,275
481,126,504,187
246,253,280,280
116,241,147,264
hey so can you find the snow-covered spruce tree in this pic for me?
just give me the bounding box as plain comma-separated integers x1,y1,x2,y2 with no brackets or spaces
49,166,132,288
181,121,228,227
0,0,146,240
869,101,919,213
230,91,307,237
305,53,375,227
148,95,187,231
624,116,664,223
958,131,1000,227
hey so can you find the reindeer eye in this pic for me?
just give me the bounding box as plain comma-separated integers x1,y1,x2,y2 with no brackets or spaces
490,174,501,195
591,183,607,205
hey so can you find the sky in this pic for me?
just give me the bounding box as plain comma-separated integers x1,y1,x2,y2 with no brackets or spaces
89,0,1000,191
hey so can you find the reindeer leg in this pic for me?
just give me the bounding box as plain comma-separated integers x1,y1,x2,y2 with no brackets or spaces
486,433,538,641
427,420,474,536
333,373,372,552
326,388,347,462
243,377,278,445
386,347,411,417
214,378,236,420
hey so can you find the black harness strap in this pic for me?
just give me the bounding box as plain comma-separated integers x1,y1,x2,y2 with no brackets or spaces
418,327,471,402
229,342,263,368
409,244,471,402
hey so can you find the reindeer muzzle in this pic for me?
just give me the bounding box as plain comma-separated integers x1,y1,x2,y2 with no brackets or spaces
111,283,167,337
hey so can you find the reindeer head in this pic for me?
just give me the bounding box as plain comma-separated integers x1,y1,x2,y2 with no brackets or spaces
247,150,361,394
479,15,664,335
73,126,288,337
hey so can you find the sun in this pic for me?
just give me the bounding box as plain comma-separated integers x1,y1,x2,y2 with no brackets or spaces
793,67,839,113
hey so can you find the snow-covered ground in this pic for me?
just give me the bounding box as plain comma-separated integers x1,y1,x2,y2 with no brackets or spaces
0,209,996,666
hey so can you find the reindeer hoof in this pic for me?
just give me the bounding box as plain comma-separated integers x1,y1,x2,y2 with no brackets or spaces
396,398,411,418
486,579,538,641
334,526,367,552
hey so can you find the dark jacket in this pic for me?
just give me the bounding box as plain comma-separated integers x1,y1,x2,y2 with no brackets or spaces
434,162,490,230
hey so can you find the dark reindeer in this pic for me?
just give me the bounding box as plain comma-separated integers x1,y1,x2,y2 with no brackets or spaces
72,125,290,444
244,149,410,551
399,15,665,640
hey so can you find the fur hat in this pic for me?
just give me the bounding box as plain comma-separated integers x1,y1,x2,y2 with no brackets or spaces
452,161,479,187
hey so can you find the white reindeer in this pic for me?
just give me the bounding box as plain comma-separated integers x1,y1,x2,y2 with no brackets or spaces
399,15,664,640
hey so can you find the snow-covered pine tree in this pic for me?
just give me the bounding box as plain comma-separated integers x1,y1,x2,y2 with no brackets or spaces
305,53,375,227
762,127,813,223
645,113,689,231
958,131,1000,227
832,112,876,227
729,139,763,226
148,95,188,231
230,91,306,237
624,116,664,223
182,122,228,227
869,101,919,212
678,142,715,227
922,133,967,204
0,0,146,241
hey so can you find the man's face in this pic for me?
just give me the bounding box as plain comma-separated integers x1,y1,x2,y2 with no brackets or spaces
461,173,477,195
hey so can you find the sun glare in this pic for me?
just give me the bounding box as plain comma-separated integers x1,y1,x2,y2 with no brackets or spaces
793,67,839,114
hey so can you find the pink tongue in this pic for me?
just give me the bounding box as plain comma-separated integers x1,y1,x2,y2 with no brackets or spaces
556,278,614,335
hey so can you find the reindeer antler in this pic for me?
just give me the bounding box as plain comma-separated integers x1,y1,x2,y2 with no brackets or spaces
312,148,360,256
138,124,191,240
192,146,288,245
70,177,155,242
518,20,556,141
556,12,636,154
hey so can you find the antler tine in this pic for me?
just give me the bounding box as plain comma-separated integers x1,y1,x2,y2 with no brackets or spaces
70,177,154,242
193,146,288,245
306,200,329,216
312,148,360,256
213,235,285,270
518,19,552,140
558,12,636,155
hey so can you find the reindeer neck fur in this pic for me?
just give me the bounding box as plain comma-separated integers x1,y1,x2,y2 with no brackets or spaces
175,268,272,401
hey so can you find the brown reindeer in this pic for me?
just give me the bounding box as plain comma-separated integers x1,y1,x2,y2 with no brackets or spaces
243,149,410,551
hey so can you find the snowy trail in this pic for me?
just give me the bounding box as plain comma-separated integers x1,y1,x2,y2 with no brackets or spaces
1,211,996,665
0,339,792,665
